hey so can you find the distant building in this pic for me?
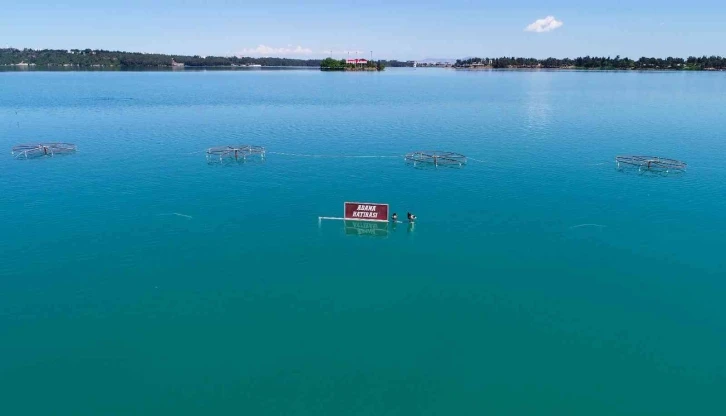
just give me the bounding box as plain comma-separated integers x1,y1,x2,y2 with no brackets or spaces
345,58,368,65
413,61,452,68
171,58,185,68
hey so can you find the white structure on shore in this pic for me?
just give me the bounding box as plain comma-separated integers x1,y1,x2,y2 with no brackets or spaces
413,61,452,68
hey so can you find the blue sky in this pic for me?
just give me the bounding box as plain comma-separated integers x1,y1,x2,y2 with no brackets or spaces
1,0,724,59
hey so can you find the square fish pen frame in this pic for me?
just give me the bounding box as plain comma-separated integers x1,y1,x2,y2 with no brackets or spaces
12,143,77,159
615,155,687,173
206,145,266,163
405,151,467,167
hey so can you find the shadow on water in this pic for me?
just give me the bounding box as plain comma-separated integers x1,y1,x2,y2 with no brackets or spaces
344,220,389,238
205,158,266,167
404,161,467,171
615,165,687,178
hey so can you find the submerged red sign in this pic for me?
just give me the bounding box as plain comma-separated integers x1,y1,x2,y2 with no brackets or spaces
344,202,389,222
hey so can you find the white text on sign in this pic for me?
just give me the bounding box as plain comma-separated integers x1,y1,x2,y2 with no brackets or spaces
352,205,379,218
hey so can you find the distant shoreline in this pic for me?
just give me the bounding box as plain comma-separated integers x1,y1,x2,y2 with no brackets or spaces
3,67,725,74
2,48,725,72
454,56,726,71
453,66,726,72
0,65,319,72
3,66,724,73
0,48,408,70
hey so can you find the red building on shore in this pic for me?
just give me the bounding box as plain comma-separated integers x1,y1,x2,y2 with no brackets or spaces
345,58,368,65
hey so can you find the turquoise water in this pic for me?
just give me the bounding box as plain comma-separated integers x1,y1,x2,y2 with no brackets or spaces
1,69,725,415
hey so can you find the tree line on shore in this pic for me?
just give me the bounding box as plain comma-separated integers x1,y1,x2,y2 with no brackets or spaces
4,48,723,70
319,58,385,71
456,56,726,70
0,48,408,68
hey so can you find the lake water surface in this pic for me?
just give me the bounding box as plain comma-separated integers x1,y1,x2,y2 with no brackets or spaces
1,69,725,415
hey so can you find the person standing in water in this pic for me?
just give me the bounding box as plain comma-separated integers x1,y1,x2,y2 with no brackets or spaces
391,213,398,222
407,212,416,222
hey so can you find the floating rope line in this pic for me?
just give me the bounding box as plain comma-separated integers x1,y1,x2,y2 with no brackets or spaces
318,216,403,223
268,151,400,159
193,147,491,166
688,166,726,172
569,223,606,229
159,213,193,219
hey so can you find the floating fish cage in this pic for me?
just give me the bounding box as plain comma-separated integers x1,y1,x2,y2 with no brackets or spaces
206,145,265,164
615,155,686,173
12,143,77,159
404,151,467,168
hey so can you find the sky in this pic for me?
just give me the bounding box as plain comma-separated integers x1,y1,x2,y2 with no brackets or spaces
1,0,724,60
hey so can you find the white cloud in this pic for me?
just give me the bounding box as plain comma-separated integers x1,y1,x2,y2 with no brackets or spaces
524,16,564,33
239,45,313,56
320,50,365,56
